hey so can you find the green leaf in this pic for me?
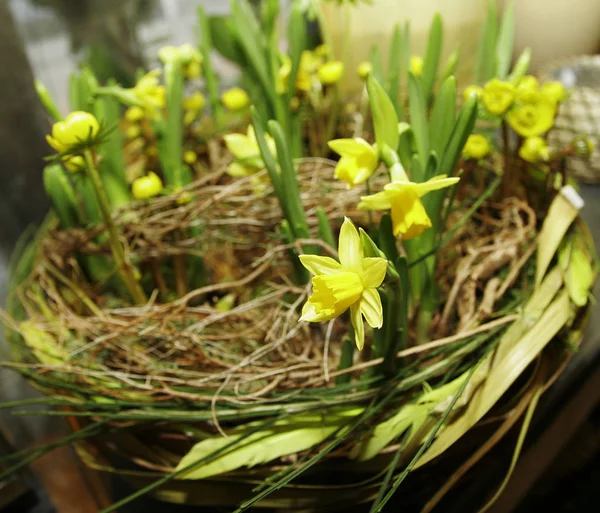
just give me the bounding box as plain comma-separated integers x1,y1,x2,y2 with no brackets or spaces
421,13,443,101
560,236,595,307
429,76,457,158
35,80,62,121
397,122,414,171
474,0,498,83
198,6,223,126
496,0,515,79
424,151,438,180
251,108,283,204
43,164,79,228
369,45,385,86
378,214,399,263
440,45,459,85
367,74,399,151
359,228,399,280
408,73,429,173
316,206,335,249
508,47,532,84
287,2,307,107
209,16,246,65
174,409,362,479
162,57,185,189
387,24,402,116
20,321,69,366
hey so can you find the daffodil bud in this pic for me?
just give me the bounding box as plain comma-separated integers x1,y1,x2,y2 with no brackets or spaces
318,61,344,85
572,135,595,158
46,111,100,152
125,106,145,122
183,151,197,164
519,136,549,163
462,134,491,160
221,87,250,111
482,79,515,116
132,171,163,200
541,81,566,105
410,56,423,77
357,61,373,79
62,155,85,173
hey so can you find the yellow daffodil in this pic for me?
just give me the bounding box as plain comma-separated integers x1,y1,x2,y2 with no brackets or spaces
463,85,483,101
410,56,423,76
62,155,85,173
541,81,566,105
224,126,276,177
296,50,321,91
125,106,145,122
46,111,100,152
318,61,344,85
507,99,555,137
299,217,387,350
358,176,460,240
131,70,166,115
462,134,491,160
519,136,549,163
482,79,515,116
132,171,163,200
221,87,250,111
357,61,373,79
184,151,197,165
183,91,206,125
328,138,379,188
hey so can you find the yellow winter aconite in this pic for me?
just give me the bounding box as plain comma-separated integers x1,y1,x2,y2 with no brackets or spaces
357,61,373,79
541,81,566,105
482,79,515,116
507,99,555,137
328,138,379,188
299,218,387,350
462,134,491,160
131,70,166,115
318,61,344,85
358,176,460,240
46,111,100,152
224,126,276,177
132,171,163,200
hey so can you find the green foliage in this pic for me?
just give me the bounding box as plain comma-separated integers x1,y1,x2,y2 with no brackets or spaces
367,74,399,151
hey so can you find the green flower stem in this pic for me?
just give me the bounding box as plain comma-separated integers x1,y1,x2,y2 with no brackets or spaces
82,150,146,305
380,145,408,181
502,119,513,197
336,331,355,385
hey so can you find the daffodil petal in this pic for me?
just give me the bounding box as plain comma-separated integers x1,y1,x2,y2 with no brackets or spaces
391,177,459,197
299,255,343,276
338,218,363,270
300,300,334,323
350,303,365,350
328,138,372,157
360,258,388,289
224,133,257,160
358,191,392,211
360,288,383,328
227,162,254,177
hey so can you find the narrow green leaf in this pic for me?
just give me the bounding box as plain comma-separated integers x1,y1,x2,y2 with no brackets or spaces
408,73,429,172
400,21,410,89
397,123,415,171
208,16,246,65
387,24,402,116
336,337,355,385
496,0,515,79
286,1,307,124
424,151,438,180
316,206,335,249
35,80,62,121
43,164,79,228
198,6,223,125
369,45,385,85
429,76,457,158
421,13,443,101
162,57,185,188
440,45,459,85
410,153,423,183
367,74,399,151
378,214,399,263
508,47,532,84
474,0,498,83
281,220,309,284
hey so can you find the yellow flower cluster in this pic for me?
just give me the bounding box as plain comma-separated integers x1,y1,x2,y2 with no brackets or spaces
131,70,166,117
462,134,491,160
158,43,203,79
278,46,344,93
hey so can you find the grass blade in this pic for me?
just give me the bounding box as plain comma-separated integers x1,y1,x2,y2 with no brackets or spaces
495,0,515,79
421,13,443,102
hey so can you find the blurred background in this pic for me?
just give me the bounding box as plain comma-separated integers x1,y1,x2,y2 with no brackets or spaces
0,0,600,511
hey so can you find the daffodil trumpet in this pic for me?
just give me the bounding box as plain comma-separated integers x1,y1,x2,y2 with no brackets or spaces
299,218,388,350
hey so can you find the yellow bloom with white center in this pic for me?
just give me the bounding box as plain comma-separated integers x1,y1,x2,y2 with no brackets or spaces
357,61,373,79
482,79,515,116
462,134,491,160
507,99,555,137
463,85,483,101
299,217,387,350
358,176,460,240
224,126,276,177
46,111,100,152
132,171,163,200
318,61,344,85
541,81,566,105
519,136,549,163
410,56,423,76
328,138,379,188
221,87,250,111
